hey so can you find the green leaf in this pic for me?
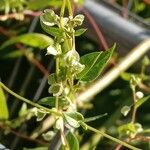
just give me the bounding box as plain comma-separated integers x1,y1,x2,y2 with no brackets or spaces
64,112,84,121
23,147,48,150
77,44,115,81
84,113,107,122
0,85,9,120
27,0,62,10
77,0,84,5
75,28,87,36
135,95,150,109
66,132,79,150
0,33,53,50
38,97,69,107
120,72,150,81
0,50,23,59
19,103,27,117
63,112,84,128
40,21,62,37
64,114,80,128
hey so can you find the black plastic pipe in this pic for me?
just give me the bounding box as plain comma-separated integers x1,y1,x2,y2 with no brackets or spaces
84,0,150,49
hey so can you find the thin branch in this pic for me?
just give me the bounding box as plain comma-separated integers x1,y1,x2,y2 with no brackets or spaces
131,86,137,123
114,135,150,150
138,82,150,93
0,27,49,76
0,124,48,145
0,10,41,21
81,7,109,50
0,82,60,115
86,124,140,150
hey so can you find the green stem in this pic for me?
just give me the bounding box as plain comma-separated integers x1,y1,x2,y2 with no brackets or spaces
66,0,73,17
0,82,60,115
59,0,72,52
131,86,137,123
86,124,141,150
60,0,66,17
56,57,60,110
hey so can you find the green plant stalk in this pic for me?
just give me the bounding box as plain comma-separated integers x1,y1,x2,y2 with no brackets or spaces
56,57,60,110
60,0,66,17
60,3,71,52
66,0,73,17
0,82,60,116
86,124,141,150
131,86,137,123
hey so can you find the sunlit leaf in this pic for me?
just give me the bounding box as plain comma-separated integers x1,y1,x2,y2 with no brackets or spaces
27,0,62,10
0,33,53,50
0,85,9,120
77,44,115,81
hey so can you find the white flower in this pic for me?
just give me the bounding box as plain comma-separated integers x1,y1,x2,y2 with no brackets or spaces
46,45,58,56
136,91,144,99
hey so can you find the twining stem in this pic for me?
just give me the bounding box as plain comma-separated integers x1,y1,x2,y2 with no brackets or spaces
66,0,73,17
86,124,141,150
0,82,60,115
60,0,66,17
56,57,60,110
59,0,71,51
131,86,137,123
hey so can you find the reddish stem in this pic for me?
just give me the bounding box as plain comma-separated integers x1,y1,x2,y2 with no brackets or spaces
0,124,48,145
0,27,49,76
81,7,109,50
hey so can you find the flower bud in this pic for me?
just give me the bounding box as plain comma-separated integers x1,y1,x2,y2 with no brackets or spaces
136,91,144,99
48,83,63,96
46,45,58,56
